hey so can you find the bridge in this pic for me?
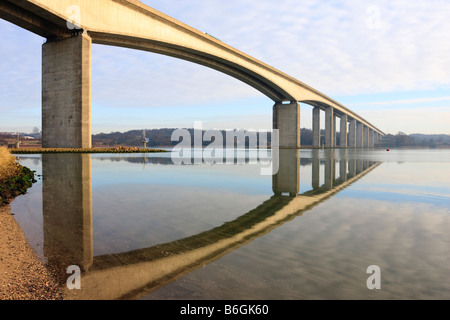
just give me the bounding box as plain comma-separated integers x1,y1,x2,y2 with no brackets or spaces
38,150,380,299
0,0,385,148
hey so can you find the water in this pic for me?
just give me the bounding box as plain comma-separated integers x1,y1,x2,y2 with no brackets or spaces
10,148,450,300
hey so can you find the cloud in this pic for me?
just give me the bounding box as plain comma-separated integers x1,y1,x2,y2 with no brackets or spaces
348,96,450,107
1,0,449,133
356,106,450,134
135,0,450,99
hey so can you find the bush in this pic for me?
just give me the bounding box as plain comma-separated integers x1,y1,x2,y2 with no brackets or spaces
0,147,36,206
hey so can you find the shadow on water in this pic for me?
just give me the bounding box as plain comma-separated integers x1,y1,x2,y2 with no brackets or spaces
35,148,381,300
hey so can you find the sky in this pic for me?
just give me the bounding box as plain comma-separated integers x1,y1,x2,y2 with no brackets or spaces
0,0,449,135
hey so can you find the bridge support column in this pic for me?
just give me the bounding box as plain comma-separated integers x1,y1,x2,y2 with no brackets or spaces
312,107,321,148
348,119,356,148
325,107,335,148
369,129,374,148
356,122,364,148
273,102,300,148
42,33,92,148
363,126,369,148
340,114,348,147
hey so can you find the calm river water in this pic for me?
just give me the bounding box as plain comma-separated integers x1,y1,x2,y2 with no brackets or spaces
10,148,450,300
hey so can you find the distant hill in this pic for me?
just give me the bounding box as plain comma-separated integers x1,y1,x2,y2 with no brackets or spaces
91,129,450,148
2,129,448,148
92,128,318,148
380,132,450,148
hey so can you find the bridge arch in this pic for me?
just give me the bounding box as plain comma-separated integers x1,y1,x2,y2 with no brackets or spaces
89,31,295,103
0,0,385,148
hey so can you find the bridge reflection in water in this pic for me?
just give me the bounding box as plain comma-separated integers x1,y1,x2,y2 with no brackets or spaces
41,150,380,300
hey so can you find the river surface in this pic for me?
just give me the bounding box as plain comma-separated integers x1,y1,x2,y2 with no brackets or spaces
10,148,450,300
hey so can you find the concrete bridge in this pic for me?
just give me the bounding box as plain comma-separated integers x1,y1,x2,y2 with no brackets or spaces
0,0,385,148
39,150,380,299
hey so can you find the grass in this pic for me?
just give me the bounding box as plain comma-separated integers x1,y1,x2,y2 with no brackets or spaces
0,147,19,181
9,146,168,154
0,147,36,206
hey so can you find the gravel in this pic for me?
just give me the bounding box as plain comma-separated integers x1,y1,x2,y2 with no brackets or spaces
0,204,63,300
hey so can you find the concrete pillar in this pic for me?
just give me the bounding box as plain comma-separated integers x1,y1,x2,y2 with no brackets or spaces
42,33,92,148
43,153,93,271
325,107,334,148
348,119,356,148
369,129,374,147
363,126,369,148
340,114,348,147
312,107,321,148
356,122,364,148
333,114,337,146
273,102,300,148
272,149,299,196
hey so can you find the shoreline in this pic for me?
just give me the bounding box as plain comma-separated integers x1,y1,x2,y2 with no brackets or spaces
9,147,168,154
0,204,63,300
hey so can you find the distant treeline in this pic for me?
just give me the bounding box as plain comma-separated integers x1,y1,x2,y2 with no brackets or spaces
92,129,450,148
92,128,317,147
379,132,450,148
4,130,447,148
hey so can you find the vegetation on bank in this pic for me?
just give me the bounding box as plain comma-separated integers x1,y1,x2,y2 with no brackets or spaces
9,146,168,154
0,147,36,206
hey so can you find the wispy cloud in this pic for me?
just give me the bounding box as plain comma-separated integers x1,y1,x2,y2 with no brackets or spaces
141,0,450,96
348,96,450,107
1,0,449,133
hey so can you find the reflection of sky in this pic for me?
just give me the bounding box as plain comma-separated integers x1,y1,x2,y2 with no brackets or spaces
91,158,273,196
337,160,450,207
338,188,450,206
92,184,271,255
11,150,450,299
148,191,450,300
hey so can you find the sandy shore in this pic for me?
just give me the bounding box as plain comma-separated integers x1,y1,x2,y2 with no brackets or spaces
0,204,63,300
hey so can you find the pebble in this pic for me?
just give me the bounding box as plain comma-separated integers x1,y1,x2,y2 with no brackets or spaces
0,204,63,300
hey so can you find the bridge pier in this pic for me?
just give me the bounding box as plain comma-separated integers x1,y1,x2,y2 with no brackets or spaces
325,107,335,148
356,122,364,148
363,126,369,148
42,33,92,148
312,107,321,148
369,129,374,147
348,119,356,148
339,114,348,147
273,102,300,148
